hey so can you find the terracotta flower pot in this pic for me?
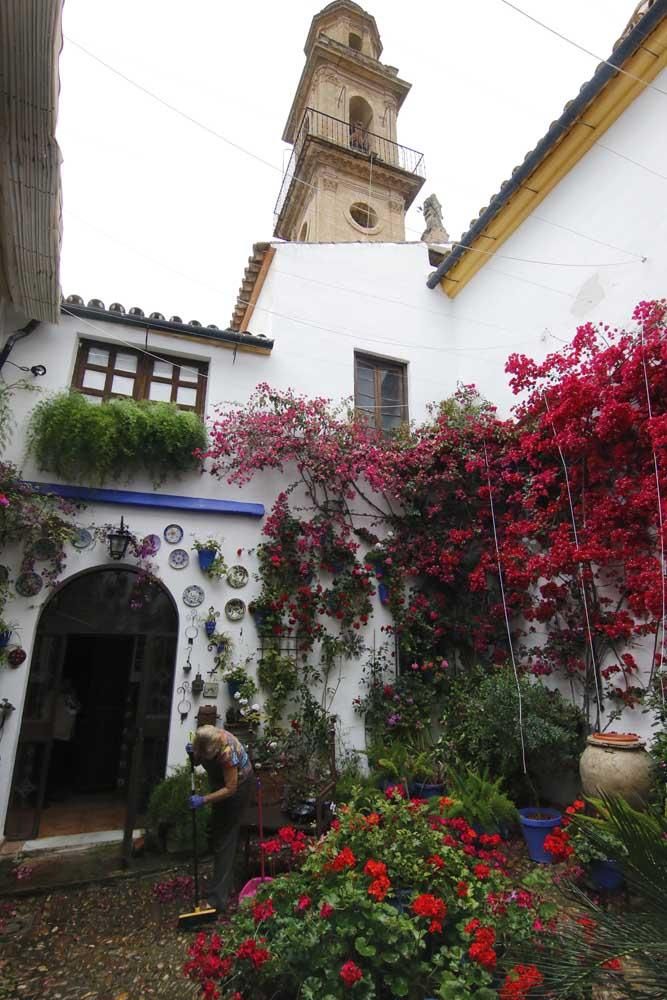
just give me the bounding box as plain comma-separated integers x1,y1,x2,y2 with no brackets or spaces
580,734,652,810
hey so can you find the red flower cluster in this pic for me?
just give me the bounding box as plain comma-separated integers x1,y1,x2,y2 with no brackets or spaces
327,845,356,871
296,894,312,912
500,963,544,999
543,827,573,862
339,960,363,986
319,901,334,919
252,898,275,923
384,783,407,800
260,825,308,858
236,938,271,968
183,932,233,994
411,893,447,933
467,925,497,970
363,859,392,901
427,854,446,869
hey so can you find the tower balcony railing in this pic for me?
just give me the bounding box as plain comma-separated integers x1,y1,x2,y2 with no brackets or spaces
274,108,425,221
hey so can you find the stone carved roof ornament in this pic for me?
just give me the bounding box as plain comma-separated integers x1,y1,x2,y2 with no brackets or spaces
420,193,450,244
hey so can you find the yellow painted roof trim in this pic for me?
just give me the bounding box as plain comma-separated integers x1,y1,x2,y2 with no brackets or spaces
440,16,667,297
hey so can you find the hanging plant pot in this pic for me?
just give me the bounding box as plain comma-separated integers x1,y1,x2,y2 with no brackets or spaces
204,619,217,638
7,647,26,668
378,582,390,606
589,859,624,891
227,679,242,699
518,807,562,863
198,549,217,573
0,630,12,649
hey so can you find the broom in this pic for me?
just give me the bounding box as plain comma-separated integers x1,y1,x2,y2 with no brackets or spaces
178,746,217,929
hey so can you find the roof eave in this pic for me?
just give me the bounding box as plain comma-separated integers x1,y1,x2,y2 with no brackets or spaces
427,0,667,293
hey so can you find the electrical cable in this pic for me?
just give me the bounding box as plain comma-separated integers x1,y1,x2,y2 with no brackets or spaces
595,140,667,181
530,213,647,258
497,0,667,97
483,442,527,775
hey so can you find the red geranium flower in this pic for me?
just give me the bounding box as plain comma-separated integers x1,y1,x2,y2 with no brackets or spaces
340,960,363,986
473,863,491,879
368,875,391,901
252,898,275,923
427,854,446,869
500,963,543,999
296,894,312,912
327,846,356,871
363,859,388,878
320,902,334,919
456,881,469,897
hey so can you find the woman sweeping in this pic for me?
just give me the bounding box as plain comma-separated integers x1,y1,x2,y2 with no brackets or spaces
187,725,253,911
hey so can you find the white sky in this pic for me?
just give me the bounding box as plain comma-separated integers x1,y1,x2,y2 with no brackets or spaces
58,0,637,328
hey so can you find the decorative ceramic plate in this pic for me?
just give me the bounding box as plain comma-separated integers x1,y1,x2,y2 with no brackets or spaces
225,598,246,621
169,548,189,570
142,533,161,555
71,527,94,550
0,565,9,585
227,565,249,589
164,524,184,544
32,538,58,561
15,572,43,597
183,584,205,607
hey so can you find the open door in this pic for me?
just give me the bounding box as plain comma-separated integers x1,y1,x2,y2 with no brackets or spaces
5,635,66,840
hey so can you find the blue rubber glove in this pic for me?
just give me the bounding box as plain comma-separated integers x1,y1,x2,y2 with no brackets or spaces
189,794,205,810
186,742,194,755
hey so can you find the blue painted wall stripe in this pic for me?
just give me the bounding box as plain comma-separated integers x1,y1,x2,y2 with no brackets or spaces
29,482,265,518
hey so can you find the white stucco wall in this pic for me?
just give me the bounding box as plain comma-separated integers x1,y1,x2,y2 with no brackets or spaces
1,66,664,839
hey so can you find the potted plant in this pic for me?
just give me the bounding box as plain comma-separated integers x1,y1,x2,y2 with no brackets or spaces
192,537,227,579
223,661,255,700
409,747,447,798
569,797,627,890
0,619,16,648
202,606,220,638
519,806,563,863
446,766,519,834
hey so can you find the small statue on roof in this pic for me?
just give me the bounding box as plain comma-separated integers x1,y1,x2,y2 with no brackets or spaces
421,193,450,245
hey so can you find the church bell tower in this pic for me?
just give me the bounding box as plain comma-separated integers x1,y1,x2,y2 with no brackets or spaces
273,1,425,243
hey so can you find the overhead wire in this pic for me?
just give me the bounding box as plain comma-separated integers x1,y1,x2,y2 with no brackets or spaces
497,0,667,97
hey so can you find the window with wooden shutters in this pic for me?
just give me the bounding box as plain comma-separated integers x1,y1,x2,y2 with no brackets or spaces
354,352,408,432
72,340,207,415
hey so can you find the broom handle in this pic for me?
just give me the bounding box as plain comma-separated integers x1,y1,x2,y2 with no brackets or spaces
189,753,201,908
257,777,264,879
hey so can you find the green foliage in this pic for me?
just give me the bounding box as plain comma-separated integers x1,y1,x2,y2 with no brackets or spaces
27,391,206,484
446,767,518,830
145,765,210,852
439,669,586,801
537,794,667,999
257,645,300,725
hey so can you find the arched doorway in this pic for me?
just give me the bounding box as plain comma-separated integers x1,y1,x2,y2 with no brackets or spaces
5,567,178,857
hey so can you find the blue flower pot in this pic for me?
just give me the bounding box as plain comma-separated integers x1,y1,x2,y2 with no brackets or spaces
0,630,11,649
378,582,390,605
518,807,562,864
590,859,624,891
205,619,216,637
198,549,216,573
409,781,443,799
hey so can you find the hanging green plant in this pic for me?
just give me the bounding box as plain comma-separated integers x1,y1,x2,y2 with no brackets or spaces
191,537,227,579
257,645,300,725
27,391,207,485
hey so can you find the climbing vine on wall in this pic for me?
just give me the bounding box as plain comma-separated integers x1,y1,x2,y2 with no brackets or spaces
205,301,667,727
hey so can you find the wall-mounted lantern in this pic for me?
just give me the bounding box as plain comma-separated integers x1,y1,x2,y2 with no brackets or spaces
107,516,132,561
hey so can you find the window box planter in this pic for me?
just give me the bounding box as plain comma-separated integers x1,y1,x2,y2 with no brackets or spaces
518,807,562,863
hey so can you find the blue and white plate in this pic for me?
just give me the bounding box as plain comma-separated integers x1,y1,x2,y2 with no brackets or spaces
71,527,94,550
225,598,246,621
169,548,189,570
164,524,184,544
183,584,205,607
227,565,249,589
15,572,43,597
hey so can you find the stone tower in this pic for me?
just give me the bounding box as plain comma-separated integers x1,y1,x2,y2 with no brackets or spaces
273,1,425,243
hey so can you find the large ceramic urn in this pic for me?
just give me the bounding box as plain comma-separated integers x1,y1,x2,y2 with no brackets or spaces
579,733,652,809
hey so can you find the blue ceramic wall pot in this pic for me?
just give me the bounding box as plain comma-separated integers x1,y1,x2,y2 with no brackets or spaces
589,859,624,890
378,582,390,605
0,630,11,649
205,619,216,637
518,807,562,863
198,549,216,573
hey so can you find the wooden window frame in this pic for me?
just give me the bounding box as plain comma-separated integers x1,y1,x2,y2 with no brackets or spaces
71,339,207,416
354,351,408,432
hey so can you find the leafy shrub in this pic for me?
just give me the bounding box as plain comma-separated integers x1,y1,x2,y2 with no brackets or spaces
439,669,586,802
27,391,206,484
184,790,555,999
446,768,518,831
145,765,210,853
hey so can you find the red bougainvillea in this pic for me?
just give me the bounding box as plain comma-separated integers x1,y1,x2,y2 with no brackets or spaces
203,302,667,724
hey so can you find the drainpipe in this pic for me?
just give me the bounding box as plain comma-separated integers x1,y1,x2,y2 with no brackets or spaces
0,319,40,373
